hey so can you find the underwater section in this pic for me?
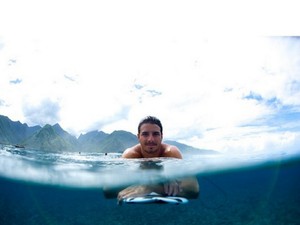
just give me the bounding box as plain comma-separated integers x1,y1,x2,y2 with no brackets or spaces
0,145,300,224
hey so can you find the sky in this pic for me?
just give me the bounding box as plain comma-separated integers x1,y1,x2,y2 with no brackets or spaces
1,0,300,154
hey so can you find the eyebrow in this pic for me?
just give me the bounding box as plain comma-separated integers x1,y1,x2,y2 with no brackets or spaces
141,131,161,135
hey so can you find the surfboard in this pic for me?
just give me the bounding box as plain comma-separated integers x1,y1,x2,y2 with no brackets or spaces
121,192,189,205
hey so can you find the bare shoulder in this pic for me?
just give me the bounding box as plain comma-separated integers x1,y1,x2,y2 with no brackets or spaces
162,143,183,159
122,144,142,158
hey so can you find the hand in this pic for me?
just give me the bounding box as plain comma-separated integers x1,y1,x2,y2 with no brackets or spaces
117,185,151,204
164,180,182,196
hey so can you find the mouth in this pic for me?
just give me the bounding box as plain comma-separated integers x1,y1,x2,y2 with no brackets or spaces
146,143,156,147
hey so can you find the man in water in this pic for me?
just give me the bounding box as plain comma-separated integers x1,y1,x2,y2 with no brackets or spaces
122,116,183,159
118,116,199,201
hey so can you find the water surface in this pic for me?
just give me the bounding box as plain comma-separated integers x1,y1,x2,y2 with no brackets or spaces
1,145,299,225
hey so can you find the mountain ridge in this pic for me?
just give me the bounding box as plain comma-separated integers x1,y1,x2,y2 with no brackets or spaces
0,114,218,154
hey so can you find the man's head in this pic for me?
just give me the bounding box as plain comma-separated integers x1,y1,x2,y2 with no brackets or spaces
137,116,164,157
138,116,163,135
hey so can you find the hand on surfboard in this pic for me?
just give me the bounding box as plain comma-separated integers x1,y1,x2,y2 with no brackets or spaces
117,182,187,205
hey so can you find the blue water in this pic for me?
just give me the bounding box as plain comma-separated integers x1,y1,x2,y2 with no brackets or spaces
1,145,300,225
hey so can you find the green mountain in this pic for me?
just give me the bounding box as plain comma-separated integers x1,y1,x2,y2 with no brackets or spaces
78,130,109,152
0,115,41,145
76,130,137,153
0,114,217,154
22,124,77,152
78,130,217,154
53,123,79,149
97,130,138,153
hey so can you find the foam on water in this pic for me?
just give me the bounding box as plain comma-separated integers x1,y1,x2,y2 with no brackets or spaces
0,144,299,189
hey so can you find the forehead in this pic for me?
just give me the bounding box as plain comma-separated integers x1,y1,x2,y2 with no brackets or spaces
139,123,161,133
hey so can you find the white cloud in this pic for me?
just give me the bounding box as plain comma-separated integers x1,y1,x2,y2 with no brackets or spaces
194,127,300,155
22,98,61,126
0,1,300,154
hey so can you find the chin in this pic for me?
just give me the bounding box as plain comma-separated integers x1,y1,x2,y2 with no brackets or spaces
145,148,158,154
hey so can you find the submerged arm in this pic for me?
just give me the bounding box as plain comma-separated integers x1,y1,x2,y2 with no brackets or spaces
104,177,199,201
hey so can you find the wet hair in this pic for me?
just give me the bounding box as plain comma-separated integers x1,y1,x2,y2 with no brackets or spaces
138,116,163,134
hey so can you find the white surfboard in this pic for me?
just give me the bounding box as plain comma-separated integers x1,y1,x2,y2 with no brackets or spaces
121,192,188,205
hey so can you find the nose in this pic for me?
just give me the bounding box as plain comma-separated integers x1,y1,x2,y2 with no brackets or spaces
147,134,155,142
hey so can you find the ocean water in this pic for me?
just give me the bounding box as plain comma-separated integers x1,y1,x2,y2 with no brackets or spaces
0,145,299,225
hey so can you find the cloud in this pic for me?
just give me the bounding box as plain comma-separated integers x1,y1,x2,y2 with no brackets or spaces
63,75,76,82
0,0,299,156
22,98,61,126
0,41,4,51
0,99,7,107
196,126,300,155
8,59,16,65
9,78,22,84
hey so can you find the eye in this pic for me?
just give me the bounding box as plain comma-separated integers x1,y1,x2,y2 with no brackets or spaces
153,132,160,136
141,132,149,137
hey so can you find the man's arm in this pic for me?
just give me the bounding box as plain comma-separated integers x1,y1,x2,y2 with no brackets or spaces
174,177,199,198
117,177,199,201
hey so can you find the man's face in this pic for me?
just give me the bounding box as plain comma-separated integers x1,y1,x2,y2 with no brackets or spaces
138,123,163,156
